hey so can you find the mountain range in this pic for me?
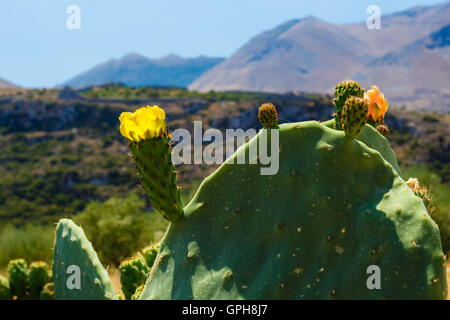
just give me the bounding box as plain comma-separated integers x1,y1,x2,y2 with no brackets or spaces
189,2,450,111
62,53,224,88
0,78,18,89
47,2,450,111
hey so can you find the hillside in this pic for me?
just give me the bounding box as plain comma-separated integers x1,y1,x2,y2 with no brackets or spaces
189,2,450,112
62,53,224,88
0,78,18,89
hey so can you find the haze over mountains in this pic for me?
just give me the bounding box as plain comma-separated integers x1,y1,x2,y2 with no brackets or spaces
0,78,18,89
62,53,224,88
190,2,450,111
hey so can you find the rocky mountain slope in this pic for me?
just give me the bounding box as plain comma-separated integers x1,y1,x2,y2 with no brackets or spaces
189,2,450,112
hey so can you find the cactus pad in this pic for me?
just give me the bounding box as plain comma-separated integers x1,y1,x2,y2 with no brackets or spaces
333,80,364,130
340,96,369,139
7,259,28,299
0,275,12,300
53,219,117,300
140,120,447,300
119,254,150,300
129,134,183,222
28,261,50,298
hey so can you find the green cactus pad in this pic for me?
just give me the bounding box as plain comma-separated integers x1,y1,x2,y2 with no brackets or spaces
333,80,364,130
0,275,12,300
53,219,117,300
119,254,150,300
40,282,55,300
140,120,447,300
129,134,183,222
7,259,28,299
28,261,50,299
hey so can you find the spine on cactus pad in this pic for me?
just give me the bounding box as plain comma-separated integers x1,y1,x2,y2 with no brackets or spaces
120,105,183,222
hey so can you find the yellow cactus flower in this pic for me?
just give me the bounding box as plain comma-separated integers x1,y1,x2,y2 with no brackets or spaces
363,86,388,122
119,105,166,142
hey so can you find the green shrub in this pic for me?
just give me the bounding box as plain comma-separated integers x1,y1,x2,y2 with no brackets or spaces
74,193,168,266
0,225,54,268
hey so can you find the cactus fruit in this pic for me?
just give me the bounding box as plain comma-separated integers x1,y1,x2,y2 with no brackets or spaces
120,106,183,222
39,282,55,300
0,275,12,300
340,96,369,139
258,103,278,128
376,125,390,138
7,259,28,299
142,243,160,268
53,219,117,300
333,80,364,130
119,254,150,300
28,261,50,298
140,119,447,300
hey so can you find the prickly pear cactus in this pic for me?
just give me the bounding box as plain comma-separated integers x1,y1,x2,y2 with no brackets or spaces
53,219,117,300
119,254,150,300
0,275,12,300
121,105,183,222
28,261,50,299
140,119,447,300
7,259,28,299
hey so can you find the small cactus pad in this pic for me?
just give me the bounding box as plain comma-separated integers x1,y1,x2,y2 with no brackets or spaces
340,96,369,139
53,219,117,300
140,120,446,300
376,125,390,138
333,80,364,130
129,133,183,222
7,259,28,299
0,275,12,300
142,243,160,268
28,261,50,298
119,254,150,300
258,103,278,128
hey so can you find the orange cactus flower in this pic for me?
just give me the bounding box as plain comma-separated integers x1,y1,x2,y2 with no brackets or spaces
363,86,388,122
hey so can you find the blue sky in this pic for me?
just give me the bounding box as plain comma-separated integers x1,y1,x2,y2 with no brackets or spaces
0,0,447,88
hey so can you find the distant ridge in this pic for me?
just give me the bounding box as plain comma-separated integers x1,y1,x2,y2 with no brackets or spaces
0,78,19,89
189,1,450,111
61,53,225,88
